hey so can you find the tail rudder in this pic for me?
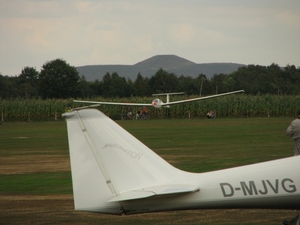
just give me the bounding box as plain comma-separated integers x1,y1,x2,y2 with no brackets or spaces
64,110,122,214
63,109,185,213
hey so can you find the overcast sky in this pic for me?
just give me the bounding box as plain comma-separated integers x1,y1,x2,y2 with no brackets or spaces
1,0,299,76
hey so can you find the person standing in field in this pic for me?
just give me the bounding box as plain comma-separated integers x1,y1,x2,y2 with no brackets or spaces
286,111,300,156
127,106,133,120
283,111,300,225
142,106,148,119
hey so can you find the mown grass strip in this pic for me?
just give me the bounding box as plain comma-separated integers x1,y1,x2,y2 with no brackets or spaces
0,172,72,194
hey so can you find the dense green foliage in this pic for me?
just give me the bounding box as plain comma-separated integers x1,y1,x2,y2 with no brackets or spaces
39,59,82,99
0,59,299,99
0,59,299,121
0,95,299,121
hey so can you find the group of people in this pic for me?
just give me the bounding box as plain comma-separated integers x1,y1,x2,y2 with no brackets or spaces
206,110,215,119
126,106,148,120
284,111,300,225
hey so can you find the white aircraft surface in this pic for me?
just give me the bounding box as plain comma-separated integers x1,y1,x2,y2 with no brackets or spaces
73,90,244,108
63,109,300,215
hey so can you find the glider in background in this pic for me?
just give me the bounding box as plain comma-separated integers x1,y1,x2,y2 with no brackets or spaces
73,90,244,109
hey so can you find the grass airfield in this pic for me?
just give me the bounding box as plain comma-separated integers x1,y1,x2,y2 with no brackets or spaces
0,116,298,225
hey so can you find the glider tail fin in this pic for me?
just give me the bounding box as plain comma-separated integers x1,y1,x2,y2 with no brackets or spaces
63,109,184,214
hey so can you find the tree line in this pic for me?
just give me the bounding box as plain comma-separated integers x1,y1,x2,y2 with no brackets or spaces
0,58,299,99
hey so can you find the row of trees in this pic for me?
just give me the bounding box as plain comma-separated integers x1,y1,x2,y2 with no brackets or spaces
0,59,299,99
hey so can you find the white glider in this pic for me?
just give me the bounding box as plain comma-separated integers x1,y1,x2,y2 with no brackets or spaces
63,109,300,215
73,90,245,108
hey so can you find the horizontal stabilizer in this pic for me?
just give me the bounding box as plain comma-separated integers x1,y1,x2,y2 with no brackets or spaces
108,184,200,202
108,191,155,202
152,92,185,96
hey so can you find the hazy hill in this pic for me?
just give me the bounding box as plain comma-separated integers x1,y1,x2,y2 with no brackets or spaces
76,55,245,81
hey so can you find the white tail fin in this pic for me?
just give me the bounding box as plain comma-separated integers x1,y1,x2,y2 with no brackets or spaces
63,109,196,214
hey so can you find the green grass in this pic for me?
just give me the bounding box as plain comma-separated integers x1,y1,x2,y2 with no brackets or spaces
0,121,68,156
0,117,294,194
0,117,297,225
0,172,72,194
118,118,294,172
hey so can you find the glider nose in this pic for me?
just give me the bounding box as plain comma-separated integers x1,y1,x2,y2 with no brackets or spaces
151,99,162,108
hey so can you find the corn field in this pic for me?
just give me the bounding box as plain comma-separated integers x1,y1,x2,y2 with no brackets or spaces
0,95,299,122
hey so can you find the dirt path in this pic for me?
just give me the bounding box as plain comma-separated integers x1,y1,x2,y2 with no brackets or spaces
0,155,70,174
0,194,296,225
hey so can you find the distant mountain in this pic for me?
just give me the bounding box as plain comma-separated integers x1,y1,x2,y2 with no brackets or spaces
76,55,245,81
